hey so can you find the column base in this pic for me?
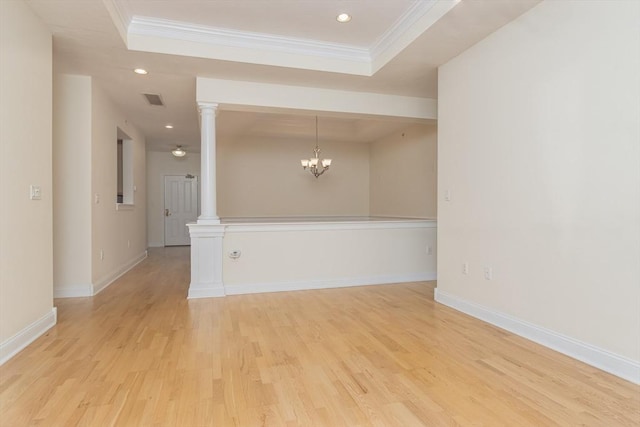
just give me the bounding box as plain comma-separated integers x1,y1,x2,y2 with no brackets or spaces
187,223,226,299
187,281,225,298
197,216,220,225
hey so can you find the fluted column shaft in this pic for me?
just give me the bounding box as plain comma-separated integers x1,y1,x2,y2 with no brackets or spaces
198,103,219,224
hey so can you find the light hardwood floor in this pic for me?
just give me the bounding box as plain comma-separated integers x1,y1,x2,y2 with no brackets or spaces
1,247,638,426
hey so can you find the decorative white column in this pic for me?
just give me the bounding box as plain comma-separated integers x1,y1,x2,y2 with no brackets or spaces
198,102,219,224
187,224,225,298
187,102,225,298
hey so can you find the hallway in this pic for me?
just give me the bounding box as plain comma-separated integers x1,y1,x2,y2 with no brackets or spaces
0,247,638,426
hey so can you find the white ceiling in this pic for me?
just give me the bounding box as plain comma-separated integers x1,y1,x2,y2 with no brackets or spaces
26,0,540,153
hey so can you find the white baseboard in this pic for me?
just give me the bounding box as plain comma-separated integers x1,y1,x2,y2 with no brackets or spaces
0,307,57,365
224,272,437,296
54,284,93,298
187,282,226,299
93,250,148,295
434,289,640,385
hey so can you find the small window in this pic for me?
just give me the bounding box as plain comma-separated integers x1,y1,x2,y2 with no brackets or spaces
117,128,134,206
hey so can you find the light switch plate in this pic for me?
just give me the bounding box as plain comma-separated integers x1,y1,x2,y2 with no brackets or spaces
30,185,41,200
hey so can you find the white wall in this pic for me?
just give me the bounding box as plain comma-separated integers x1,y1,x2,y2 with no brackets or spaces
370,123,437,218
91,82,147,290
147,151,201,247
217,136,370,217
437,0,640,380
53,75,92,293
0,0,55,353
223,221,437,294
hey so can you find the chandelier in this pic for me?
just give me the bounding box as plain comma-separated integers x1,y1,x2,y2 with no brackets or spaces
301,116,332,178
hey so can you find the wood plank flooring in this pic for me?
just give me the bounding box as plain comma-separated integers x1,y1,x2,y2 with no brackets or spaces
1,247,638,426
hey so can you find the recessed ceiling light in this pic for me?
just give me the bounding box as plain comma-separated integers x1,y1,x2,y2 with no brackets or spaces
336,13,351,23
165,124,173,129
134,68,148,75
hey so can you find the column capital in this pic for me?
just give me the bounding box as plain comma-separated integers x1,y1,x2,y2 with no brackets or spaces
198,102,219,113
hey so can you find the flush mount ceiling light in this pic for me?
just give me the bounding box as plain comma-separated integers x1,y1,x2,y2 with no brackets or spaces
301,116,332,178
172,145,186,157
133,68,148,75
336,13,351,23
165,124,174,129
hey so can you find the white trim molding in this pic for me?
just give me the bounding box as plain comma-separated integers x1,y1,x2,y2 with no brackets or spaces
54,251,148,298
225,273,437,296
224,218,436,233
370,0,459,73
129,16,370,62
114,0,459,76
434,289,640,385
0,308,57,365
102,0,131,45
93,250,148,295
54,284,93,298
127,17,371,76
187,282,226,299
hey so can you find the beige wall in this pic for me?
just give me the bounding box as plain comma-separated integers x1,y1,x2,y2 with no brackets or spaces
0,0,54,342
370,123,437,218
53,75,92,292
91,82,147,287
217,136,370,217
52,75,147,294
437,0,639,364
147,151,201,247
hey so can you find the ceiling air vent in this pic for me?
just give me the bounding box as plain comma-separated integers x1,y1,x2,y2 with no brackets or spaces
143,93,164,107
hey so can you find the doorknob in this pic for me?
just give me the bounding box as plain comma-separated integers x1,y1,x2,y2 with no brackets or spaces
165,208,171,217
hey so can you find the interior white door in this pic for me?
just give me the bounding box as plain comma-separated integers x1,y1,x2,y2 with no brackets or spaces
164,175,198,246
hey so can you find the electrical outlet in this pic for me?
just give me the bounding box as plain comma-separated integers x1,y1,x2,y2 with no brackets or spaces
463,262,469,275
445,189,451,202
484,266,493,280
427,246,433,255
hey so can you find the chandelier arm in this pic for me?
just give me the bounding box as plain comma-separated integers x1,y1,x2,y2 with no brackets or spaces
311,165,328,178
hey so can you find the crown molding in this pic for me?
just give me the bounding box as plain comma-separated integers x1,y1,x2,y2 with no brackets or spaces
102,0,132,45
129,16,371,63
371,0,460,73
109,0,460,75
370,0,438,59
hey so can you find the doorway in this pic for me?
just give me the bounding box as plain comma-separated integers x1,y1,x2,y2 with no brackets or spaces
164,174,198,246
